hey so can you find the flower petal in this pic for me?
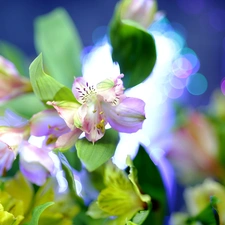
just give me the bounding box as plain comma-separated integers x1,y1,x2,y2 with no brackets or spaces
19,141,55,185
55,129,83,151
0,126,27,149
47,101,80,130
72,77,95,104
103,97,145,133
97,74,125,105
75,104,106,142
0,56,32,103
30,109,70,137
0,141,15,175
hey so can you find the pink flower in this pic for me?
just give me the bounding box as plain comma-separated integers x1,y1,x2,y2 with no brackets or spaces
0,56,32,102
166,112,223,184
0,110,29,175
0,141,14,175
19,139,56,186
30,109,82,150
48,75,146,143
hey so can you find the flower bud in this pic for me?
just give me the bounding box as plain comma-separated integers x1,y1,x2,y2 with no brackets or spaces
120,0,157,29
0,56,32,102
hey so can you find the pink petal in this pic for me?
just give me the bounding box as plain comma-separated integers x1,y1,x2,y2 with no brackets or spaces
0,141,15,175
103,97,146,133
0,126,27,147
30,109,70,137
47,101,80,130
96,74,125,105
19,141,55,185
56,129,83,151
75,104,106,142
72,77,92,103
0,56,32,102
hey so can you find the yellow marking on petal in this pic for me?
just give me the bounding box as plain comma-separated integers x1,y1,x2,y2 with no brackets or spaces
93,109,97,113
96,120,105,133
99,111,104,115
46,135,57,145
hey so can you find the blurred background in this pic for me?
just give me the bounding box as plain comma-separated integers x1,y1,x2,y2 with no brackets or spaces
1,0,225,107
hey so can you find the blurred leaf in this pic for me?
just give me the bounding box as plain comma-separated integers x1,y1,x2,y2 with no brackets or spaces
24,202,54,225
58,152,84,207
0,40,29,76
34,8,83,88
133,145,168,225
110,10,156,88
75,129,119,172
29,53,77,103
194,196,219,225
1,93,46,119
63,147,82,171
127,222,138,225
73,211,105,225
132,210,150,225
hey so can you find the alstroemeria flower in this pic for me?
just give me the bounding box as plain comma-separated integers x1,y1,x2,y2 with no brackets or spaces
19,139,56,186
87,158,151,224
0,172,80,225
48,75,145,143
166,112,223,184
170,179,225,225
0,110,29,175
0,56,32,102
30,109,82,150
0,191,24,225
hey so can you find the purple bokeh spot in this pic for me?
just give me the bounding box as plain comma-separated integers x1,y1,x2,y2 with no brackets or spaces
177,0,205,14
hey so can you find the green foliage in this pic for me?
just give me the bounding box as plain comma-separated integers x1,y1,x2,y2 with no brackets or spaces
183,196,220,225
34,8,83,88
132,210,150,225
133,145,168,225
1,93,46,119
24,202,54,225
29,53,77,103
109,5,156,89
63,147,82,171
75,129,119,171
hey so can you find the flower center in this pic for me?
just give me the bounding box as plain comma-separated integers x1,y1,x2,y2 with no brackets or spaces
76,82,97,104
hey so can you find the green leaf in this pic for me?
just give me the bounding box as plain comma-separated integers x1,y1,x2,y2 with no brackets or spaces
63,147,82,171
24,202,54,225
75,129,119,171
29,53,77,103
132,210,150,225
133,145,168,225
57,152,84,207
1,93,46,119
34,8,83,87
0,40,29,76
194,196,219,225
73,210,105,225
127,222,138,225
110,14,156,88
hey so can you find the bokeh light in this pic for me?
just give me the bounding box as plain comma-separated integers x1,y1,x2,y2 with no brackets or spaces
186,73,208,95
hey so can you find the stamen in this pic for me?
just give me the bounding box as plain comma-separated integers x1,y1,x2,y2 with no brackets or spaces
96,119,105,133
